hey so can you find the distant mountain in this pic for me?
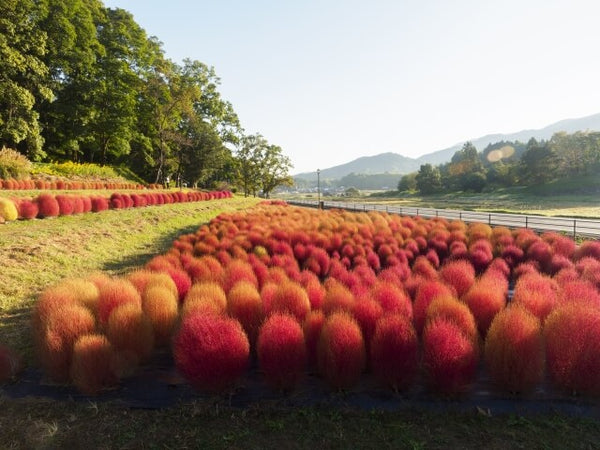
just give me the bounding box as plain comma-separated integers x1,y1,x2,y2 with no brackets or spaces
416,112,600,166
295,153,420,181
293,112,600,181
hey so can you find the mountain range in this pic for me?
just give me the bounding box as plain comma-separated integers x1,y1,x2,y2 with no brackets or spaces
293,112,600,181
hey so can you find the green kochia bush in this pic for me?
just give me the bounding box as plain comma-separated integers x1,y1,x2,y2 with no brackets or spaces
0,147,31,180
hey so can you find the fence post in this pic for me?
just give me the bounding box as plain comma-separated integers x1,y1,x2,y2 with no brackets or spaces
489,213,491,225
574,220,577,239
525,216,528,229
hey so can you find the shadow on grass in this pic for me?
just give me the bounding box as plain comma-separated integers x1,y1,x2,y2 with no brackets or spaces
101,223,200,275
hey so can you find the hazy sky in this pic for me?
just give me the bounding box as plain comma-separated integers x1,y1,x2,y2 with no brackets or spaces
103,0,600,174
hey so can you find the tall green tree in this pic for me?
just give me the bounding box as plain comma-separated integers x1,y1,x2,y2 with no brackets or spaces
260,144,293,197
0,0,52,160
415,164,442,194
520,138,556,184
37,0,104,161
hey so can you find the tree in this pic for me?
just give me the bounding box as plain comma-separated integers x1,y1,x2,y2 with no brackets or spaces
235,134,292,197
415,164,442,194
260,145,293,197
0,0,52,160
37,0,104,162
236,134,265,197
397,172,417,192
520,138,556,184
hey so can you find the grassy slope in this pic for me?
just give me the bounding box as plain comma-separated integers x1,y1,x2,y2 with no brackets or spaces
1,195,599,449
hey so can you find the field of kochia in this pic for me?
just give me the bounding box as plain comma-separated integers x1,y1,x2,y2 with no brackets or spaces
21,201,600,398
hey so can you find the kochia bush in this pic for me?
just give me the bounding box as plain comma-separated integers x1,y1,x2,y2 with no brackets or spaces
544,304,600,395
422,318,478,395
257,313,307,391
173,313,250,392
317,312,366,390
370,314,418,392
484,305,543,394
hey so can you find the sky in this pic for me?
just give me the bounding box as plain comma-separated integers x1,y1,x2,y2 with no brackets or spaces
103,0,600,174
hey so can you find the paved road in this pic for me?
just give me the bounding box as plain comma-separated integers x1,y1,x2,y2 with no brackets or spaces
288,200,600,239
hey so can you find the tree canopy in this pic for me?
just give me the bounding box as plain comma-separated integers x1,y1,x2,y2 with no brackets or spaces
0,0,292,192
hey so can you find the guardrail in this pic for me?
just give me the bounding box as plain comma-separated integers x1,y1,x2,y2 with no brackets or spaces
288,200,600,239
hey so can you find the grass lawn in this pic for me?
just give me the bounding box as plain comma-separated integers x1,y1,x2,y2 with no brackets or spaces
1,195,599,449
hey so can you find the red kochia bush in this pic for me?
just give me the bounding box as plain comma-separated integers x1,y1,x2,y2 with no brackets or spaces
511,272,559,322
439,260,476,298
317,312,366,390
413,280,456,335
257,313,307,391
544,304,600,395
227,281,264,345
422,318,478,395
70,334,117,395
173,313,250,392
484,305,543,394
462,276,506,336
36,193,60,218
370,314,418,392
18,199,38,220
303,310,325,371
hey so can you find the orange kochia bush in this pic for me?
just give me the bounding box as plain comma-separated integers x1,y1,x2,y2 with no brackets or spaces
31,203,600,398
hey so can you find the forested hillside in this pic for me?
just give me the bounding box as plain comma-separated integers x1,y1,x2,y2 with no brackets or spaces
404,131,600,194
0,0,291,194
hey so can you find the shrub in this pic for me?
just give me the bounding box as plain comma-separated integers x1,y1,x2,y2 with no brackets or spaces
574,241,600,261
303,310,325,371
173,313,250,392
37,304,96,382
511,272,559,322
0,198,18,221
559,280,600,309
227,281,264,345
257,313,307,391
322,278,356,315
369,281,412,319
222,259,258,293
166,268,192,302
413,280,456,335
422,318,478,395
439,260,476,298
56,195,75,216
484,305,543,394
544,305,600,395
182,282,227,317
426,295,478,345
97,278,142,328
70,334,117,395
463,277,506,336
185,256,224,284
0,147,31,179
317,312,366,390
352,295,384,350
266,280,311,322
36,193,60,218
107,303,154,375
142,285,179,345
18,198,38,220
370,314,418,391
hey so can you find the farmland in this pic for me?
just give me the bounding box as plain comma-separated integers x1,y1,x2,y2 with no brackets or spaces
1,195,600,448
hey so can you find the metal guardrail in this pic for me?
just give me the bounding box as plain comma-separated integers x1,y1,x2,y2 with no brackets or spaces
288,200,600,239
